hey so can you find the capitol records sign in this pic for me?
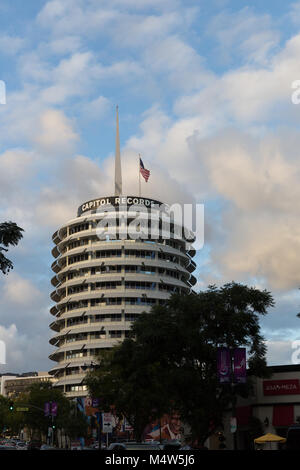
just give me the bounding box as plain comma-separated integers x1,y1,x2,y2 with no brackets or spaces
263,379,300,396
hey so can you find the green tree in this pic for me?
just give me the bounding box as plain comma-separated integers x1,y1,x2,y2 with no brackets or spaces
20,382,88,443
0,395,26,436
0,221,24,274
86,282,274,444
63,402,88,440
86,346,173,442
0,396,10,434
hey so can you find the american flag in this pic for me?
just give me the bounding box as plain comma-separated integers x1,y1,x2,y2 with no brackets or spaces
140,158,150,182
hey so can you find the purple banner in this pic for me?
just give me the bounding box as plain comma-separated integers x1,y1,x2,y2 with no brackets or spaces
44,402,50,417
217,347,231,383
51,402,58,417
92,398,99,408
233,348,247,384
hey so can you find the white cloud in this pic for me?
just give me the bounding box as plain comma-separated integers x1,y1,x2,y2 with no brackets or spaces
0,323,51,373
35,154,110,227
36,0,183,37
32,109,78,152
207,7,280,66
0,149,35,192
80,95,110,120
174,32,300,124
36,1,118,36
266,340,295,366
121,102,300,290
0,34,26,55
111,11,184,48
143,35,212,91
47,35,82,55
1,273,43,307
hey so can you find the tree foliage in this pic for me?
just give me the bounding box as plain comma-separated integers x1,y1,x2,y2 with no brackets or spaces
0,382,88,441
86,346,172,441
86,282,274,443
0,221,24,274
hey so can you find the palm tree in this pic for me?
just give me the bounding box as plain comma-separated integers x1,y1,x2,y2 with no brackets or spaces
0,221,24,274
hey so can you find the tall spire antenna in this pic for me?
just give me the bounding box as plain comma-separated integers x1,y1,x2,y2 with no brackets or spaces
114,105,122,196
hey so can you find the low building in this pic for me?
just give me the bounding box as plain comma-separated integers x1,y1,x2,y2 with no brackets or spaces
0,372,57,398
214,365,300,450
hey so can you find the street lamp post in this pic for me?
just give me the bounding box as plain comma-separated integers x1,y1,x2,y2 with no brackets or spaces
98,412,102,451
217,347,246,451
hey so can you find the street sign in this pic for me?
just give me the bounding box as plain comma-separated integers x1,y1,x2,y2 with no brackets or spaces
102,412,113,433
102,422,113,433
16,407,29,412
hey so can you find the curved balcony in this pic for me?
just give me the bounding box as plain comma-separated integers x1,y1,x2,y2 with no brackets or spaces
55,257,190,281
49,338,121,361
189,274,197,286
54,240,188,268
51,275,60,287
51,260,60,274
50,305,59,316
186,258,196,273
50,319,132,340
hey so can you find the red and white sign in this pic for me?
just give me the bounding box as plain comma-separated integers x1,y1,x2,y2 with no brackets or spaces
102,412,113,433
263,379,300,396
124,418,133,432
70,440,81,450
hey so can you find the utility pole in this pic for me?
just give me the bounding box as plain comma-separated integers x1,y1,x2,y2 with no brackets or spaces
98,412,102,451
231,367,237,451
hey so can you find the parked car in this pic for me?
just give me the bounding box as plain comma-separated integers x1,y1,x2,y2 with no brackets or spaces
0,444,16,450
108,442,162,451
160,440,181,450
40,444,56,451
16,442,28,450
286,425,300,450
27,440,42,450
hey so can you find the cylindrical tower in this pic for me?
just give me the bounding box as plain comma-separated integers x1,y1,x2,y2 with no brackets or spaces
49,196,197,398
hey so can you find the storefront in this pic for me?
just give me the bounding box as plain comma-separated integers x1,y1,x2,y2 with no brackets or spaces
219,365,300,449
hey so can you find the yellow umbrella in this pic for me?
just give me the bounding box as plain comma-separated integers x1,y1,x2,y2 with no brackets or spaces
254,433,286,444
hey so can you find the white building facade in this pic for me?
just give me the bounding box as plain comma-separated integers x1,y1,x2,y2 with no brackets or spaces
49,195,197,398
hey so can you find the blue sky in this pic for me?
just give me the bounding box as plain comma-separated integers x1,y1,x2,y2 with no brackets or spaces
1,0,300,373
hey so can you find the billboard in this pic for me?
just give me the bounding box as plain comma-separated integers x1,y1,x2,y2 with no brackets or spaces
142,413,182,442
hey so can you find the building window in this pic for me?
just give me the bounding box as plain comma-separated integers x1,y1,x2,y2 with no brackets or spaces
109,331,122,338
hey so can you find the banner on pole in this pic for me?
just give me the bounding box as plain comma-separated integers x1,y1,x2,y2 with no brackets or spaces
217,347,231,383
44,402,50,417
233,348,247,383
51,402,58,417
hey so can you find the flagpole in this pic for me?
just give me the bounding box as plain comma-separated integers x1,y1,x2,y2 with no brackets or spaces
138,154,141,197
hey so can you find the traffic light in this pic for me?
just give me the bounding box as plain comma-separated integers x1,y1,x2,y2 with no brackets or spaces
218,432,226,449
9,401,14,411
52,424,56,430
